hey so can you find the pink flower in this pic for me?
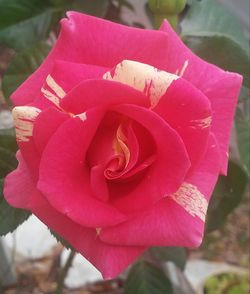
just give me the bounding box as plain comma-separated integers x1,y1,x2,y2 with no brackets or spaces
4,12,242,278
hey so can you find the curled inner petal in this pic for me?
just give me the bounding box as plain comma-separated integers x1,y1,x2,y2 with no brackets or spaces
87,112,157,203
111,124,131,172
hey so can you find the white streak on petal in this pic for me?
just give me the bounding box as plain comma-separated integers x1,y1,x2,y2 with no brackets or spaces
41,75,66,106
103,60,179,108
175,60,189,77
180,60,189,77
96,228,102,236
41,87,60,106
12,106,41,142
46,75,66,98
103,71,112,80
75,112,87,121
171,182,208,222
190,116,212,129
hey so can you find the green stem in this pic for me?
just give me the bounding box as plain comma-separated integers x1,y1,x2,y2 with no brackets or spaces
54,250,76,294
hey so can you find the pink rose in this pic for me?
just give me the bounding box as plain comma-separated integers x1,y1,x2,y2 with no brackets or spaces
4,12,242,278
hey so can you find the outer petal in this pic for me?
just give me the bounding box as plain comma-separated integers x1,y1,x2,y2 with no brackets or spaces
109,104,190,212
32,194,145,279
33,107,69,154
160,20,242,174
100,134,220,247
60,79,150,114
103,59,179,108
12,106,42,178
153,78,211,171
45,60,108,93
103,60,212,170
38,108,126,228
38,61,107,108
12,106,70,179
3,151,34,209
11,12,169,106
3,155,145,279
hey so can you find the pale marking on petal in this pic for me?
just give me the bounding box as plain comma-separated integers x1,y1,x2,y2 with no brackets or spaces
41,87,60,106
113,124,130,168
175,60,189,77
226,152,229,158
46,75,66,98
41,75,66,106
103,60,179,108
171,182,208,222
96,228,102,236
75,112,87,121
12,106,41,142
190,116,212,129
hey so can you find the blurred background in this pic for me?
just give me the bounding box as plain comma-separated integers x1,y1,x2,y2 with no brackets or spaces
0,0,249,293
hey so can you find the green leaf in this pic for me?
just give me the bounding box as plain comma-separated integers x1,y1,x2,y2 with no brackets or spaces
124,259,173,294
0,0,55,50
0,179,31,236
206,160,248,233
235,94,250,174
71,0,110,17
0,132,18,178
0,147,17,178
2,43,50,103
150,247,187,271
184,36,250,88
181,0,248,53
0,128,15,137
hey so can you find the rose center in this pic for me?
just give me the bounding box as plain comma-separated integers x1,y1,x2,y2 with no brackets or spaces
104,124,131,179
86,112,156,201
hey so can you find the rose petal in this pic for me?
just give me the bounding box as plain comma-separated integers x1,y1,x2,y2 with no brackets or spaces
60,79,149,114
12,106,70,180
32,193,145,279
109,104,190,212
100,134,220,246
33,107,69,154
61,12,168,67
46,60,107,93
11,12,169,106
38,108,126,228
153,78,212,172
103,59,179,108
3,151,34,209
87,112,121,168
12,106,42,178
88,119,140,181
160,20,242,174
90,165,110,202
3,155,145,279
39,61,108,107
103,60,212,171
107,122,140,179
